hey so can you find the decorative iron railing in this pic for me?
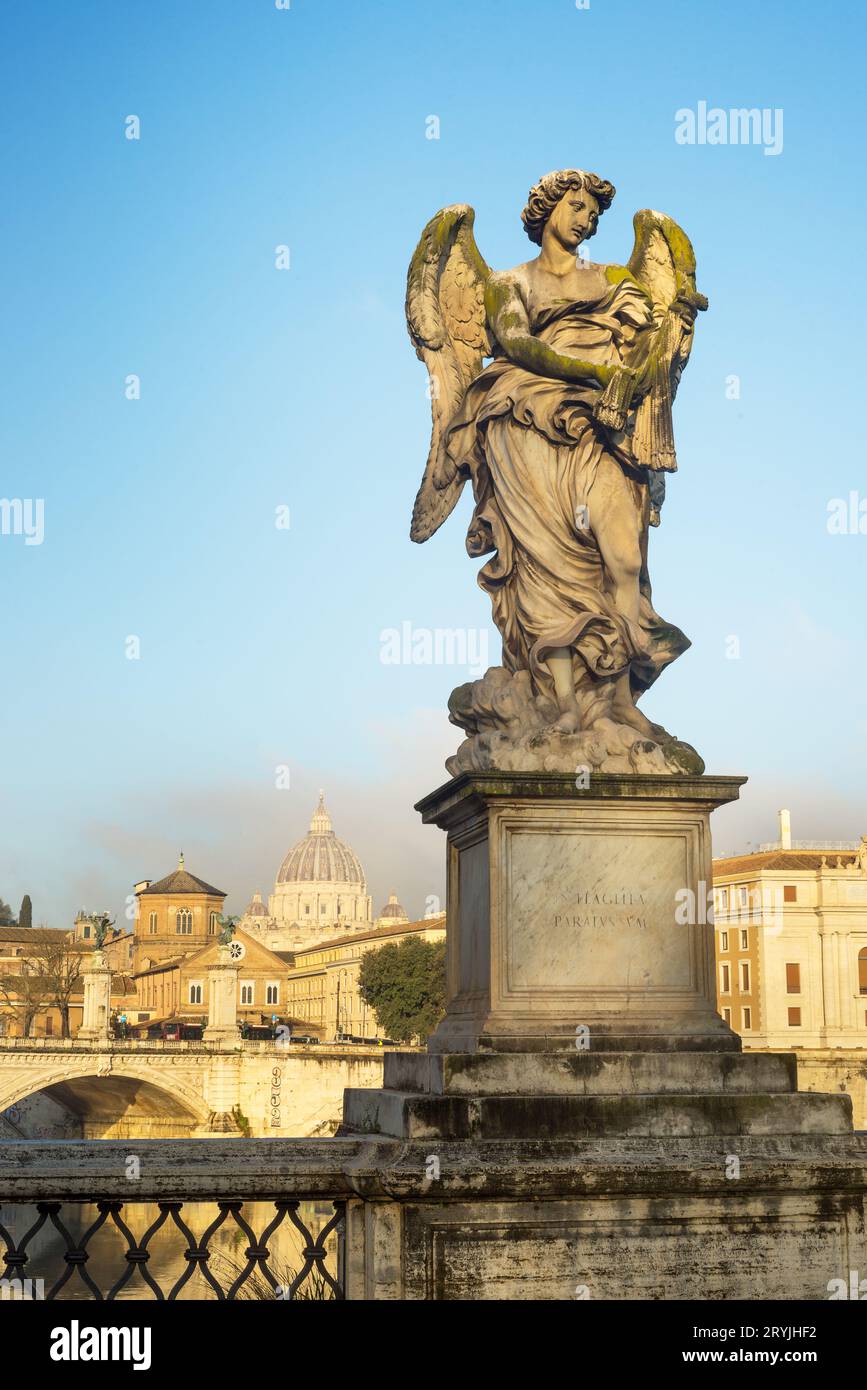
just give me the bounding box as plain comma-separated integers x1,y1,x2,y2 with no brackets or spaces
0,1139,371,1301
0,1198,344,1301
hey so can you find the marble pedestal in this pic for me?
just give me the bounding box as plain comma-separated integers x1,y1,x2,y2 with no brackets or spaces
203,952,241,1045
339,774,867,1299
420,772,742,1054
77,951,113,1043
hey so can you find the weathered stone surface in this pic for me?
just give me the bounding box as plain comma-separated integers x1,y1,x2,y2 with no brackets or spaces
342,1086,852,1141
330,772,867,1297
3,1135,866,1298
383,1049,799,1096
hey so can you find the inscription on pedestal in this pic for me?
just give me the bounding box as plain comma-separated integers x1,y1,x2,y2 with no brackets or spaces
506,827,690,994
553,889,649,932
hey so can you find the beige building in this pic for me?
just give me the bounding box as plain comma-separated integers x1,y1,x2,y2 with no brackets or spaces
131,928,294,1032
285,915,447,1041
713,812,867,1050
131,855,225,974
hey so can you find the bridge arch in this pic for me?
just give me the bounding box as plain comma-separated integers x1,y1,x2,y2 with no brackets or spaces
0,1056,212,1137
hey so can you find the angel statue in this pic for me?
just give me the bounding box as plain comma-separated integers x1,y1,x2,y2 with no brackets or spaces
88,911,115,950
406,168,708,776
217,914,239,947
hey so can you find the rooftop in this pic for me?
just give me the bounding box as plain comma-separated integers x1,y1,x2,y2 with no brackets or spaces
713,850,859,874
138,853,225,899
291,914,446,959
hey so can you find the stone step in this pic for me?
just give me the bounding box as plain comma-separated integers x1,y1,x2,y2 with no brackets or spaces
383,1050,798,1098
472,1032,742,1054
342,1088,853,1141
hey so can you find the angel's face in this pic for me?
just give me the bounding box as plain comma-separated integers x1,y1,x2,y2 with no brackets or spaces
546,188,600,251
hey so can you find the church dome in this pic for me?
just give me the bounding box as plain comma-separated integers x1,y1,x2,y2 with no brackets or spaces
378,892,408,922
276,794,366,886
245,891,269,917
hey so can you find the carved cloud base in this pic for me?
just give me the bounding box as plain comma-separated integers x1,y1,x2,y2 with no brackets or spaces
447,667,704,777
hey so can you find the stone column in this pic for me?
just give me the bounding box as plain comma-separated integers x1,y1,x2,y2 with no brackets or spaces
203,948,241,1044
77,950,113,1043
197,947,242,1135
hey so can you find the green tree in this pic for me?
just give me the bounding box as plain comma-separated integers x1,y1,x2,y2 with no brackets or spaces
18,895,32,930
358,936,446,1044
0,899,16,927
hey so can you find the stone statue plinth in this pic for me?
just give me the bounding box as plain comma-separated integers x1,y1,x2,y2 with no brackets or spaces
77,949,113,1043
203,950,241,1045
339,773,867,1298
418,773,742,1055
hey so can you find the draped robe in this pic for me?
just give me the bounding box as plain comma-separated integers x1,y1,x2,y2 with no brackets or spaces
444,274,690,706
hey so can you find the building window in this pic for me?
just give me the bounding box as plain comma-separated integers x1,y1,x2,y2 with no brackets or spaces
176,908,193,935
320,903,327,914
720,963,730,994
305,905,310,915
740,961,750,992
720,931,728,952
783,885,797,903
787,1007,801,1027
45,1016,54,1037
240,982,254,1005
739,928,748,950
742,1007,752,1030
266,983,279,1006
785,963,801,994
718,888,728,913
858,948,867,996
189,983,203,1005
738,886,748,910
209,912,218,934
722,1007,731,1025
149,911,157,934
83,925,91,940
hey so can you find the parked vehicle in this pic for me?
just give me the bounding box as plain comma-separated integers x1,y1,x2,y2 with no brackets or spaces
141,1021,203,1042
240,1024,275,1041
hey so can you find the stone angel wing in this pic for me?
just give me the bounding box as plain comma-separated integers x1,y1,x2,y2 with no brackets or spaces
406,205,491,543
624,209,708,473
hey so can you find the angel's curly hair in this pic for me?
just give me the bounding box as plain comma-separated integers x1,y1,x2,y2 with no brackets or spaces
521,169,615,245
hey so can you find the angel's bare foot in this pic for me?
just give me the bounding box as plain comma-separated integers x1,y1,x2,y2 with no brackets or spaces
610,692,665,740
552,691,582,733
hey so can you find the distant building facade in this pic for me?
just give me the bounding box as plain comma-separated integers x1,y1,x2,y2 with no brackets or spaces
132,928,293,1032
713,813,867,1050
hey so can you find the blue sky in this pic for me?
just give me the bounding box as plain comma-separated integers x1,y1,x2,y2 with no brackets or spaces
1,0,865,927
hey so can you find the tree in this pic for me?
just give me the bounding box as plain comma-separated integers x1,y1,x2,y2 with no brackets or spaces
27,931,85,1039
0,899,16,927
0,930,85,1039
358,936,446,1044
18,895,32,930
0,972,52,1038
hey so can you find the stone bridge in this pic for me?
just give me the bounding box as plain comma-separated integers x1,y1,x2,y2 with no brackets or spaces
0,1039,390,1139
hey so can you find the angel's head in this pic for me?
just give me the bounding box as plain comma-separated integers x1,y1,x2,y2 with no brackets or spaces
521,169,615,251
